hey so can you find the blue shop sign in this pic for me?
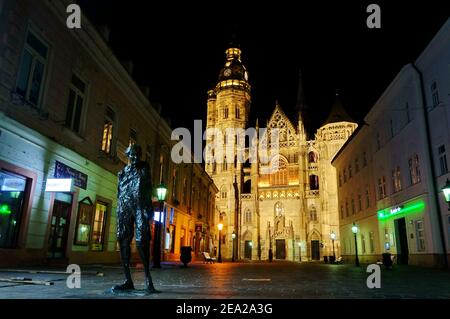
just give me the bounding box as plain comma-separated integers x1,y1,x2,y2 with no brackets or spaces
54,161,88,190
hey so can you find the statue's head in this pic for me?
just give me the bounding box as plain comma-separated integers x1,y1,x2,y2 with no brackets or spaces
125,144,142,165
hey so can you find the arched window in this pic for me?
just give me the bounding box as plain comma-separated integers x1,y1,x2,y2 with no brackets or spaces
308,151,318,163
309,174,319,190
270,156,288,186
220,185,227,199
244,209,252,224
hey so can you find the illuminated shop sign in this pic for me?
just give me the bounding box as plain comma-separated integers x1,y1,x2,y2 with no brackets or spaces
45,178,73,192
54,161,88,190
377,200,425,220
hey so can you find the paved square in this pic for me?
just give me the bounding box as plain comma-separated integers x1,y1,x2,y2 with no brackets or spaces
0,261,449,299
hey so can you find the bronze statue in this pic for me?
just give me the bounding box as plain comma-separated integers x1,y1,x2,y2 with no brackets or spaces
112,144,157,294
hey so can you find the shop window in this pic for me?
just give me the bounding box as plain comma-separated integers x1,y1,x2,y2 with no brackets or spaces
15,29,49,107
91,201,108,251
0,170,28,248
74,198,94,246
65,74,87,134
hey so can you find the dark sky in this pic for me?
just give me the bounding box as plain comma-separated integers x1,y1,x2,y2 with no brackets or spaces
78,0,449,136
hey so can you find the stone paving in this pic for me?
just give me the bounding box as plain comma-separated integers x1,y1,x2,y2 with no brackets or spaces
0,261,449,299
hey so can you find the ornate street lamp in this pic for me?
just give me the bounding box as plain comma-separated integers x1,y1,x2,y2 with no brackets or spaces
330,231,336,263
352,223,360,267
442,179,450,210
217,223,223,263
231,231,236,262
153,182,167,268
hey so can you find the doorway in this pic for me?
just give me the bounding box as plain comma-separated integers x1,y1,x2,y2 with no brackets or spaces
395,217,409,265
47,196,72,259
244,240,252,259
275,239,286,259
311,240,320,260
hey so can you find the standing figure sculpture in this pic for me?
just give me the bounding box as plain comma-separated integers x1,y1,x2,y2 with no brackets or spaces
112,144,157,294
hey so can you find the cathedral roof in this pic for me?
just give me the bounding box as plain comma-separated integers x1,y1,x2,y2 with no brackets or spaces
323,93,355,126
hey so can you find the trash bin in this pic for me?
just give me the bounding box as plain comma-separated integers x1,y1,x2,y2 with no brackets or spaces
382,253,392,268
324,256,329,263
180,246,192,267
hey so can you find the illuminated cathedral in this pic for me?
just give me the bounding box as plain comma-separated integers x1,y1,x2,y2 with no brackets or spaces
205,45,357,261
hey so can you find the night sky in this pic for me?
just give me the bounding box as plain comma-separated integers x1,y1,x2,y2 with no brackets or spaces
78,0,449,136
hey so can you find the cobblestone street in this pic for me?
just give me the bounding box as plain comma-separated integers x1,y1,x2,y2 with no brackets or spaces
1,261,449,299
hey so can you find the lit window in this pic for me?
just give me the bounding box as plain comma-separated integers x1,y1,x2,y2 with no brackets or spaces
101,107,115,154
65,74,87,133
16,30,49,107
270,157,288,186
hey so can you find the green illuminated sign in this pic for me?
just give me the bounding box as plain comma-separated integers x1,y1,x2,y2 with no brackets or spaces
0,204,12,215
377,200,425,220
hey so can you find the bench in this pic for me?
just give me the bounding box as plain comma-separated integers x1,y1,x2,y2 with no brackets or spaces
202,252,216,264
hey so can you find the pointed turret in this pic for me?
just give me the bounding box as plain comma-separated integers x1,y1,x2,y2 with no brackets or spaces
323,90,355,126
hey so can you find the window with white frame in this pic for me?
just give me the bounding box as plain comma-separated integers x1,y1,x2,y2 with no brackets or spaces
438,145,448,176
415,220,426,252
409,154,421,185
392,166,402,193
65,74,87,134
16,29,49,107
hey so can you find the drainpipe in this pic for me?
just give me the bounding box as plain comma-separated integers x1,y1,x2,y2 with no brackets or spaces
412,63,448,268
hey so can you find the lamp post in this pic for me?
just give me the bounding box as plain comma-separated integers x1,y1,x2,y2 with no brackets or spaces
352,223,360,267
442,179,450,210
231,231,236,262
217,223,223,263
298,242,302,262
330,231,336,263
153,182,167,268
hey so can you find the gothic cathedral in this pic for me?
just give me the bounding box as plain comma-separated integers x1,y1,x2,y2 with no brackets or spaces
205,45,357,261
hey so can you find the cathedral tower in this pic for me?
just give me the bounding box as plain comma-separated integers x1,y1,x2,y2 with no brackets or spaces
206,45,251,260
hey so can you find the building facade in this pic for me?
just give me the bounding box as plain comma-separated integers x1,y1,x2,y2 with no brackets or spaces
205,46,357,261
0,0,217,267
332,18,450,267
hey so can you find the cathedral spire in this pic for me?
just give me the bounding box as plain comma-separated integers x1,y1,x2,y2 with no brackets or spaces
295,68,310,138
